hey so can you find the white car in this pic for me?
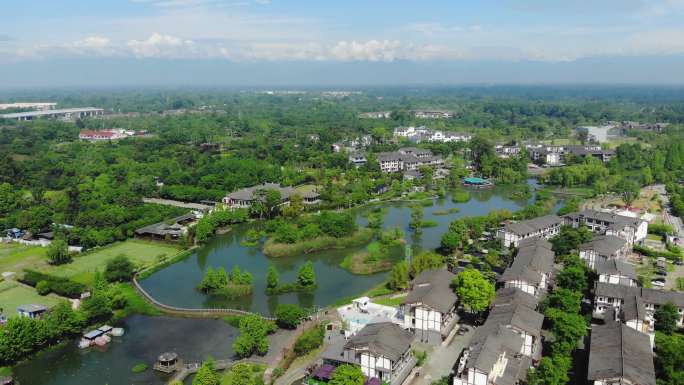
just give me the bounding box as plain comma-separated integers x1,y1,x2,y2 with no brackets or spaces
651,280,665,288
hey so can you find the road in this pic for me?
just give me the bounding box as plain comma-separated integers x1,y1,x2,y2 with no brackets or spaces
652,184,684,238
405,325,475,385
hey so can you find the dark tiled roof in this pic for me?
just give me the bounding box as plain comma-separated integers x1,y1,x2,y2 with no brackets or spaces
467,325,523,373
588,323,655,385
402,269,457,314
499,239,555,285
227,183,295,201
492,287,539,310
565,210,643,229
503,215,562,236
596,259,637,280
345,322,414,362
621,295,646,322
487,303,543,337
580,235,627,256
594,282,684,307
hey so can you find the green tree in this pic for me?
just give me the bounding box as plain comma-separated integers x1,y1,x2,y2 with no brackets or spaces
545,308,587,355
329,364,365,385
297,261,316,287
266,265,279,289
617,178,640,207
409,252,443,278
452,268,495,313
556,257,588,293
197,267,229,293
275,304,306,329
192,357,220,385
551,226,592,257
46,239,71,265
81,292,112,322
544,288,582,314
104,254,135,282
233,315,272,358
387,261,410,290
526,354,571,385
223,363,259,385
195,217,215,243
264,189,282,218
655,302,680,335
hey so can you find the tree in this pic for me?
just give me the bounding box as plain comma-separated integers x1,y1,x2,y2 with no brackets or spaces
409,252,443,278
104,254,135,282
192,358,220,385
195,217,215,243
266,264,279,289
616,178,640,207
275,304,306,329
544,288,582,314
264,189,282,218
409,205,424,231
551,226,592,257
294,325,325,355
81,292,112,322
223,363,259,385
387,261,410,290
46,239,71,265
197,267,229,293
329,364,365,385
556,256,588,293
526,354,571,385
545,308,587,355
452,268,495,313
297,261,316,287
233,314,272,358
655,302,680,335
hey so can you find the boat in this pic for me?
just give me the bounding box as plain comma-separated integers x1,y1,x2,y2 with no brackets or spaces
462,177,494,189
78,339,91,349
111,327,125,337
94,335,111,346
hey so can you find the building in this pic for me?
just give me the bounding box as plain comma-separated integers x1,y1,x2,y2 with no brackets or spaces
222,183,295,209
17,304,47,319
349,152,368,168
576,124,618,143
79,129,134,141
401,269,458,344
579,235,629,269
376,148,444,173
428,131,471,143
1,107,104,121
322,322,416,385
596,259,638,287
495,145,522,158
412,110,454,119
593,282,684,327
392,126,469,144
587,322,655,385
359,111,392,119
498,238,555,297
497,215,563,247
565,210,647,245
134,213,197,240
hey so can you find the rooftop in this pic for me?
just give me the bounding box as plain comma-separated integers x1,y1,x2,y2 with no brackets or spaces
503,214,562,236
1,107,103,119
580,235,627,256
588,323,655,385
344,322,414,362
402,269,457,313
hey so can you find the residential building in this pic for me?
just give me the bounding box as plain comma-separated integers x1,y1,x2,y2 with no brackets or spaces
17,304,47,319
495,145,522,158
322,322,415,385
376,148,444,173
498,239,555,297
487,299,544,357
359,111,392,119
587,322,655,385
596,259,638,287
349,152,368,168
0,102,56,110
579,235,629,269
593,282,684,327
134,213,198,240
564,209,647,245
497,215,563,247
401,269,458,344
222,183,295,209
412,110,454,119
79,129,133,141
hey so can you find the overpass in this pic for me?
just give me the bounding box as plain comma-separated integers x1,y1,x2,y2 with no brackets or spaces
1,107,104,121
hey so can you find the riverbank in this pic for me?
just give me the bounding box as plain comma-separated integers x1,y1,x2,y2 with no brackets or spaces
262,228,374,258
340,250,394,275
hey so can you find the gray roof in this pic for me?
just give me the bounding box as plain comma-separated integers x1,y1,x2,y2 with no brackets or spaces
17,304,47,313
621,295,646,322
467,324,524,373
227,183,295,201
377,152,403,162
503,215,562,236
517,236,552,250
487,303,543,337
588,323,655,385
565,210,644,229
134,213,196,237
594,282,639,300
499,240,555,285
594,282,684,307
344,322,414,361
580,235,627,257
402,269,457,314
492,287,539,310
596,259,636,280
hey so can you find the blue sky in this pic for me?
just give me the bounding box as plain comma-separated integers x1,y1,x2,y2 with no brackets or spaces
2,0,684,87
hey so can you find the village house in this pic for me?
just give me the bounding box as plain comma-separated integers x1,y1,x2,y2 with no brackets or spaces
376,148,444,173
134,212,198,240
497,215,563,247
579,235,629,269
487,298,544,358
359,111,392,119
593,282,684,327
17,304,47,319
587,322,655,385
412,110,454,119
595,259,638,287
498,238,555,297
564,209,647,245
401,269,458,344
322,322,416,385
222,183,295,209
495,145,522,158
78,128,137,141
349,152,368,168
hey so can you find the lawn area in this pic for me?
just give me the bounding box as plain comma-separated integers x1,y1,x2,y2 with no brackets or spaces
40,239,182,285
0,280,64,318
373,294,407,307
0,243,48,274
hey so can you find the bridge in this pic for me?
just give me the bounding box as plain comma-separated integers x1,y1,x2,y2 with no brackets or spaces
132,275,275,320
166,358,264,384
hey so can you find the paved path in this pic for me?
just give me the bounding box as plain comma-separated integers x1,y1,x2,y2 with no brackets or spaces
143,197,213,211
406,324,475,385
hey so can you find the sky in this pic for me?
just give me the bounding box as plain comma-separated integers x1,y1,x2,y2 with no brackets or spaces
2,0,684,87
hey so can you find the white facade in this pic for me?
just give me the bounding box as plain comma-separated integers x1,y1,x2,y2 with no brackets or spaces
598,273,637,287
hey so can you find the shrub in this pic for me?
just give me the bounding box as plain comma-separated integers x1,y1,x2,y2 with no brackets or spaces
104,255,136,282
36,280,51,295
21,270,86,298
294,325,325,355
131,363,148,373
275,304,306,329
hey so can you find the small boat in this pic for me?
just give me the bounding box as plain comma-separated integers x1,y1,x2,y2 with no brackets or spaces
78,339,91,349
111,327,125,337
94,335,111,346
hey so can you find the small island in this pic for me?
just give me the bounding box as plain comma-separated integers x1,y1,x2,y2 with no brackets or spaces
197,266,253,299
340,228,405,275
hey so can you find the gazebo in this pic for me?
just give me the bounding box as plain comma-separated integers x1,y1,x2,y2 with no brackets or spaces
154,352,180,373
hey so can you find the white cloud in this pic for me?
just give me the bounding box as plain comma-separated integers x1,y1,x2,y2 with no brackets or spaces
127,33,195,58
329,40,402,62
73,36,111,48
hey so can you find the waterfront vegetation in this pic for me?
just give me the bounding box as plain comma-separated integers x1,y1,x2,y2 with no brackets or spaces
198,266,253,299
340,228,405,274
265,261,317,295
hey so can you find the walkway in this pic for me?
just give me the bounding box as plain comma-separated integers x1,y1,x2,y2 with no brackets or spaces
143,197,214,211
168,358,263,384
131,275,275,320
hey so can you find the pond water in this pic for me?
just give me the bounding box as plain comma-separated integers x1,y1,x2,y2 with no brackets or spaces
12,315,239,385
139,180,547,315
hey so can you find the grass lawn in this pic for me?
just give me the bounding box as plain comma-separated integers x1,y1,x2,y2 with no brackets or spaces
374,295,407,307
41,239,182,285
0,280,64,318
0,243,48,274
